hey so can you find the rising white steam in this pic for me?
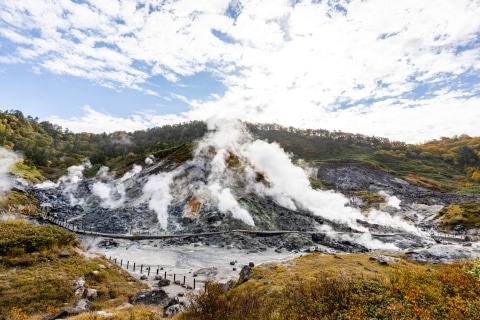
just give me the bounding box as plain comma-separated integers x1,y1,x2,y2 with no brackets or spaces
366,209,422,235
121,165,142,182
95,166,110,178
139,117,425,239
145,155,155,165
35,159,92,206
193,118,256,225
208,182,254,226
35,180,57,189
192,118,364,230
0,147,19,194
194,118,424,237
379,190,401,209
241,138,366,229
143,170,178,229
92,165,142,209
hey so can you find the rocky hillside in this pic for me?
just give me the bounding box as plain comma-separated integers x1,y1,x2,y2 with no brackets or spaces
17,119,479,256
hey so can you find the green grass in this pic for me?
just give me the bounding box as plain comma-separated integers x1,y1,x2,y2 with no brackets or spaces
0,191,39,216
0,219,77,255
437,202,480,228
0,220,148,318
349,190,386,211
11,161,45,183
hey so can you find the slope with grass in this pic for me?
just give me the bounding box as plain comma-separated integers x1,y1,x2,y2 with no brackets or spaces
179,253,480,320
0,219,148,319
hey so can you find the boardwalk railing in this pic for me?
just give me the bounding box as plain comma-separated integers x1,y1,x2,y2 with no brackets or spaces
108,256,202,290
38,213,478,242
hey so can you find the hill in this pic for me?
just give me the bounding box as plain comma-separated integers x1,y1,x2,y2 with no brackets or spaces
2,110,480,319
2,109,480,194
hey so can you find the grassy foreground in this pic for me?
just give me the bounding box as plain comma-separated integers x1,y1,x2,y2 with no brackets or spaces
178,253,480,320
3,218,480,319
0,219,148,319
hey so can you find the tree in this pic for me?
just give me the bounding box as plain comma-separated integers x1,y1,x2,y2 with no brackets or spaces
457,145,479,167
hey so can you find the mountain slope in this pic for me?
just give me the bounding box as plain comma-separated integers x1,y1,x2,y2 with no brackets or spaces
21,119,479,255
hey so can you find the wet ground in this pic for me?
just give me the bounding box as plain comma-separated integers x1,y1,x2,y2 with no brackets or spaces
79,234,302,296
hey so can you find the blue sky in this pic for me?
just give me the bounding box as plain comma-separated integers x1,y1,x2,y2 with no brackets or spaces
1,0,480,143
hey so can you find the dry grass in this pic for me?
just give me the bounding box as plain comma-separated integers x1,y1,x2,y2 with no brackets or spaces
66,305,165,320
0,220,148,318
437,202,480,228
179,253,480,320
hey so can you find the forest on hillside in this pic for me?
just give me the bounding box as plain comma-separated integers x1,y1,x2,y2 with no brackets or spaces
1,109,480,193
0,109,206,170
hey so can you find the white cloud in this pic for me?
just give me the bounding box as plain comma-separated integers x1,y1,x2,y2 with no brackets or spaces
48,105,186,133
1,0,480,142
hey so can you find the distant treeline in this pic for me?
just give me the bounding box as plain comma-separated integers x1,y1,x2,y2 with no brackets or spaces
247,122,480,193
0,109,207,169
1,109,480,193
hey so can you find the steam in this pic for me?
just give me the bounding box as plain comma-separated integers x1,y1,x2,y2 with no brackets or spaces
241,138,366,229
96,166,109,178
0,147,19,194
27,117,427,249
366,209,422,235
145,155,155,165
208,183,254,225
35,159,92,206
143,170,178,229
191,118,366,230
36,159,91,190
193,118,256,226
120,165,142,182
379,191,401,209
140,117,426,241
91,165,142,209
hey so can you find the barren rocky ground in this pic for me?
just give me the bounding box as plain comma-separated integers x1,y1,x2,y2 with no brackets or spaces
26,160,480,264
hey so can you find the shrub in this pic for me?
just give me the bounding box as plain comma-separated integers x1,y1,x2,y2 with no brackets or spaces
0,219,77,255
180,254,480,320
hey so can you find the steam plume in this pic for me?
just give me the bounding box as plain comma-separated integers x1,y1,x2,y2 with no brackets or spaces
0,147,19,194
141,117,427,241
143,170,178,229
92,165,142,209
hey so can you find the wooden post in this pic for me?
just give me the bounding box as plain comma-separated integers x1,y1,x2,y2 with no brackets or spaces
140,265,143,274
133,263,136,271
120,260,123,267
194,278,196,290
148,267,150,276
183,276,186,285
127,261,129,269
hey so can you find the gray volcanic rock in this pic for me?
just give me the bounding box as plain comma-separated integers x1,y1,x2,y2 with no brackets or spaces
316,162,479,206
27,153,480,260
42,299,93,320
406,245,471,264
239,265,253,283
129,289,175,307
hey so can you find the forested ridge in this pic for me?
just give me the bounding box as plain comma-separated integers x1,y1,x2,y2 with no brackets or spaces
0,109,207,179
2,109,480,193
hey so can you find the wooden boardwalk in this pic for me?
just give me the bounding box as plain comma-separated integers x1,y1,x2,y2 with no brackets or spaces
39,213,473,243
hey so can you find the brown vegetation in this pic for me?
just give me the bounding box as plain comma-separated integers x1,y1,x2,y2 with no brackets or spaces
179,253,480,320
0,219,147,318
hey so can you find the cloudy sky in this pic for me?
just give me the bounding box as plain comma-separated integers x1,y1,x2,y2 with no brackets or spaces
1,0,480,143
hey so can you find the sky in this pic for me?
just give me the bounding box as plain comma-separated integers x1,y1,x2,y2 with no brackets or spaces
1,0,480,144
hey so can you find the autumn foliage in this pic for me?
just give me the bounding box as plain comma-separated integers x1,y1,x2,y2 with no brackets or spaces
180,254,480,320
